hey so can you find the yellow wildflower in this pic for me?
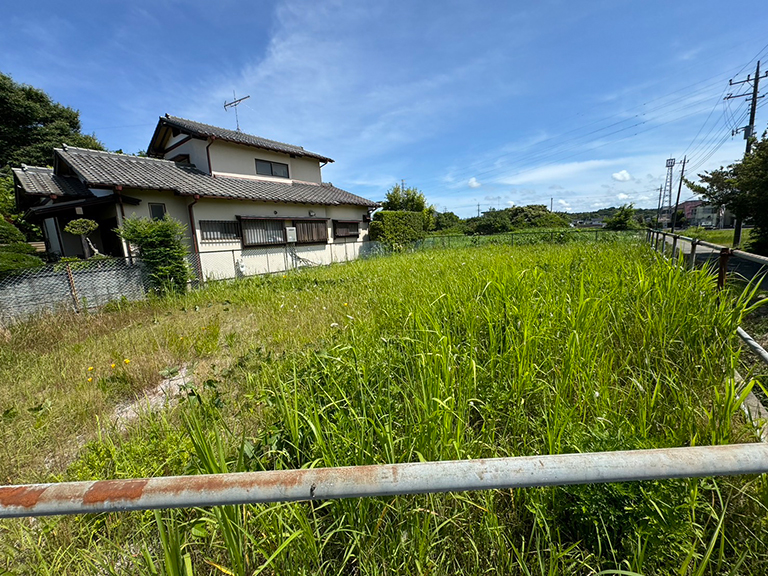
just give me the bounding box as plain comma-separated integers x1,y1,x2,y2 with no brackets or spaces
124,359,130,364
87,366,94,371
110,363,116,369
87,377,93,383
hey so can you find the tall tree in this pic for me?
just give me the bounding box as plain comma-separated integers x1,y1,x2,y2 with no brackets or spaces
381,183,435,231
0,72,103,168
0,72,103,238
688,135,768,255
381,183,429,212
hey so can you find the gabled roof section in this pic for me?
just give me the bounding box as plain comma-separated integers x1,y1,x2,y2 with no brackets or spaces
147,115,335,163
11,166,92,198
40,147,376,207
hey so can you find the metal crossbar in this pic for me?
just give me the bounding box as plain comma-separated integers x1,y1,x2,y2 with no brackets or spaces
1,444,767,518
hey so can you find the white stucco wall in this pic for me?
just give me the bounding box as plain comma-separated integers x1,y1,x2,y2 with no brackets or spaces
161,138,210,172
208,140,322,183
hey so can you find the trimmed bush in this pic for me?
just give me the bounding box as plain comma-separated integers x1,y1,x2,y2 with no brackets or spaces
0,242,38,255
0,219,25,244
0,251,44,276
117,217,189,295
369,210,425,247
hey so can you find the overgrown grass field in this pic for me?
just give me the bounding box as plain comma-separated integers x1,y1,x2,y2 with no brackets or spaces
1,238,767,574
682,227,754,248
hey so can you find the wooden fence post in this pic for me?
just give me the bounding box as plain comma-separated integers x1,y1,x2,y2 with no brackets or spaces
65,263,80,312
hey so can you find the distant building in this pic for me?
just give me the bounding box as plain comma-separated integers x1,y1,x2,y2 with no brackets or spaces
692,204,734,228
678,200,702,221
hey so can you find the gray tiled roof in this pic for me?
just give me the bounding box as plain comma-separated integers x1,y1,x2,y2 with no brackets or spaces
44,147,376,207
11,166,93,198
158,115,334,163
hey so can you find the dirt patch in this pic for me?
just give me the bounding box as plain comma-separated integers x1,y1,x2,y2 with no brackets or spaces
111,366,191,430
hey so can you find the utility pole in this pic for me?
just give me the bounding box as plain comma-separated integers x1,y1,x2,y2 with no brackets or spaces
401,179,406,192
724,60,767,247
654,185,663,229
550,197,553,211
671,156,687,233
477,203,480,217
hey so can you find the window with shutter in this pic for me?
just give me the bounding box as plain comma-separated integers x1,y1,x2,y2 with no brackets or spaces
241,219,286,246
333,220,360,238
293,220,328,244
199,221,241,242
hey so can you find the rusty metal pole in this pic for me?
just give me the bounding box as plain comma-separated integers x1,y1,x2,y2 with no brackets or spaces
717,247,731,289
1,444,767,519
672,235,678,260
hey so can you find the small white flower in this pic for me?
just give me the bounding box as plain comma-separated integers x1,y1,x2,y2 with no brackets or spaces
330,322,339,328
594,391,600,398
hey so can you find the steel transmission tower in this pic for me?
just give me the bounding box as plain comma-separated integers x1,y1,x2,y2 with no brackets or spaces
661,158,675,226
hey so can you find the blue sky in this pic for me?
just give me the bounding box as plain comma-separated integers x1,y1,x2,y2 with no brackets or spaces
2,0,767,216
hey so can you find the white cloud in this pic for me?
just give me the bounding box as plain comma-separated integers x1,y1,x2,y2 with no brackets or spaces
468,177,481,188
497,159,622,186
557,199,571,212
612,170,632,182
617,193,630,200
507,200,516,206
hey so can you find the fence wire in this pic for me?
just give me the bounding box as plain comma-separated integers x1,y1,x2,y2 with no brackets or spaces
0,258,148,325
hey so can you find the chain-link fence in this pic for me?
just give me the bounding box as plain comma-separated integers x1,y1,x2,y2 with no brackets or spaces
0,258,148,325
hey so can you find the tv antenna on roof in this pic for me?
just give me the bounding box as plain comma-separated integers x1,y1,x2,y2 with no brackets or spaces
224,91,250,131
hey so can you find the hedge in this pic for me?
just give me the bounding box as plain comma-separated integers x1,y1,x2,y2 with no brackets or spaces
369,210,426,247
0,219,25,244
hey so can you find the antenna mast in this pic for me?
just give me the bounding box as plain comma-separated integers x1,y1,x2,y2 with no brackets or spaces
223,91,251,131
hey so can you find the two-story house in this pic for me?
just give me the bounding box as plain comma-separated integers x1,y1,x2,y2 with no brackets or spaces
13,115,378,279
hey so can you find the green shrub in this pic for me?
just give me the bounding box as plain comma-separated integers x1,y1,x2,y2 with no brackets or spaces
369,210,425,246
0,242,37,255
63,218,98,236
0,218,25,244
0,251,44,275
604,204,642,230
117,216,189,295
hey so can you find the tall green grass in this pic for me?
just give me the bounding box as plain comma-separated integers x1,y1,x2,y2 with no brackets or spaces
2,239,767,574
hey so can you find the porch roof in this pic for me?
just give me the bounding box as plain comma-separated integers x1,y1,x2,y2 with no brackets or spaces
12,166,92,198
24,194,141,219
